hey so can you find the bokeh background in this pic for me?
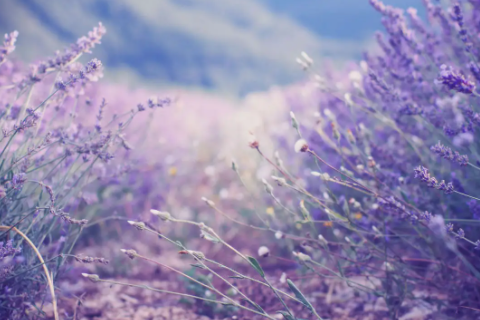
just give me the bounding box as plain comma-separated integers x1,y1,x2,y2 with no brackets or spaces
0,0,422,97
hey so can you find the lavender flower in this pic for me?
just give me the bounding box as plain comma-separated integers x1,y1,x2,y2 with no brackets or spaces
420,211,433,223
0,240,21,260
436,64,475,94
430,141,468,166
452,2,471,51
445,223,454,233
0,31,19,64
413,166,454,194
11,173,26,189
455,228,465,239
475,240,480,250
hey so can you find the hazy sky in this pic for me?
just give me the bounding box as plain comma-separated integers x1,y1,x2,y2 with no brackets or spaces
0,0,425,96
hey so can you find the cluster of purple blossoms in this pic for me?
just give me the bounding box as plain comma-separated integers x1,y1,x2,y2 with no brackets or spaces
17,23,106,89
436,64,476,94
0,31,19,65
430,141,468,166
414,165,455,194
0,240,21,260
55,58,104,91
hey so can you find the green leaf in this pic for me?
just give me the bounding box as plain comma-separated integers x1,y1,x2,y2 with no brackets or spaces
326,189,338,203
242,299,265,313
246,255,265,278
200,230,220,243
287,279,314,313
190,263,206,269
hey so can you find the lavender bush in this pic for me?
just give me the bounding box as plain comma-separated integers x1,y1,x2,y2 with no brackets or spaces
0,23,183,319
4,0,480,320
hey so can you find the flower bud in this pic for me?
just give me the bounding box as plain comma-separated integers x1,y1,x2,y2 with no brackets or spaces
179,250,205,260
274,151,283,166
320,173,331,181
294,139,308,153
301,51,313,65
296,57,309,70
262,179,274,195
299,200,311,221
150,209,171,221
290,111,299,129
344,93,354,106
331,122,341,141
271,175,287,187
81,273,100,282
258,246,270,258
367,156,376,168
346,129,356,144
121,249,138,259
128,221,146,231
293,251,311,262
318,234,328,245
248,132,259,149
201,197,215,207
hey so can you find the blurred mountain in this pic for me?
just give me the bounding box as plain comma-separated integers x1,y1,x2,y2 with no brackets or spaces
0,0,424,96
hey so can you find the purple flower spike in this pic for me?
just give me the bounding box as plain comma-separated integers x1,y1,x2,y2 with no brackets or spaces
430,141,468,166
413,166,454,194
475,240,480,250
0,30,19,64
0,240,21,260
436,64,475,94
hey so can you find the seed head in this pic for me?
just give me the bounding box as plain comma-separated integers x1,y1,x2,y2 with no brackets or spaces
271,175,287,186
258,246,270,258
128,221,146,231
262,179,274,195
294,139,309,153
201,197,215,207
293,251,311,262
121,249,138,259
81,273,100,282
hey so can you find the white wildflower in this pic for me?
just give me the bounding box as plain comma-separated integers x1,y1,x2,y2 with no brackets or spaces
258,246,270,258
294,139,309,153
